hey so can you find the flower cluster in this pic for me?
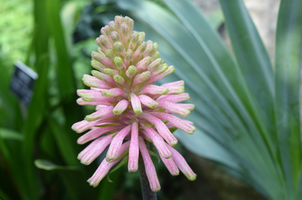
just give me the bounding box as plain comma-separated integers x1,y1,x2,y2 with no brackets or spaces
72,16,196,192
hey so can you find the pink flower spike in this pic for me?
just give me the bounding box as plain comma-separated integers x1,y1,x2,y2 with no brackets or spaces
72,16,196,189
79,134,113,165
150,112,196,134
141,124,171,159
140,113,178,146
72,120,99,133
157,93,190,103
159,154,179,176
77,126,121,144
157,101,190,118
128,122,139,172
140,85,169,95
88,141,130,187
166,144,197,181
106,125,131,161
139,136,161,192
113,99,129,115
85,106,115,122
130,93,142,114
138,94,158,109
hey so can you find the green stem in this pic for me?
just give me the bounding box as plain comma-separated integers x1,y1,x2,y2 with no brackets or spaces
139,156,157,200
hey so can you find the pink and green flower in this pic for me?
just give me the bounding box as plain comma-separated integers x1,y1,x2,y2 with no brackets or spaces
72,16,196,192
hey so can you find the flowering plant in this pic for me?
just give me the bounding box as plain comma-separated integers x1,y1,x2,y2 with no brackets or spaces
72,16,196,192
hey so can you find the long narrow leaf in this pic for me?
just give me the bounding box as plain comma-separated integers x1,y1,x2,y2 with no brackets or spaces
46,0,80,127
275,0,302,198
219,0,277,160
22,0,50,199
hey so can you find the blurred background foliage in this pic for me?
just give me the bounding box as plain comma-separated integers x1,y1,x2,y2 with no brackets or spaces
0,0,302,200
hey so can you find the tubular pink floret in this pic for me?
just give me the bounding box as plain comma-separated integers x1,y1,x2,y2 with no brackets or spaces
141,124,171,159
72,16,196,191
77,90,117,103
140,85,169,95
159,154,179,176
72,120,99,133
136,56,151,71
157,101,190,117
101,88,126,98
96,105,108,110
113,99,129,115
77,98,103,106
77,126,121,144
85,106,115,121
128,122,139,172
77,139,99,160
106,125,131,161
178,103,195,111
79,134,113,165
138,94,158,109
150,112,196,134
139,136,161,192
156,93,190,103
140,113,178,146
88,141,130,187
133,71,151,85
82,75,111,89
149,66,175,83
166,145,197,181
130,93,142,114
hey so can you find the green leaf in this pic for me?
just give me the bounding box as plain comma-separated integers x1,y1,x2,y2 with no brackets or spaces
207,10,224,30
0,128,23,141
0,59,23,130
168,127,177,134
46,115,79,166
107,156,128,182
0,130,30,200
34,159,79,171
219,0,277,158
46,0,80,127
22,0,50,198
275,0,302,198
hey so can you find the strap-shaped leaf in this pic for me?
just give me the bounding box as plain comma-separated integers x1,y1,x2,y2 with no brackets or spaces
46,0,80,126
219,0,277,158
0,59,23,129
22,0,50,199
275,0,302,197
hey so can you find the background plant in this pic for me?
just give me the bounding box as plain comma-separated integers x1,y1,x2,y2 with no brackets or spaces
0,0,301,200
